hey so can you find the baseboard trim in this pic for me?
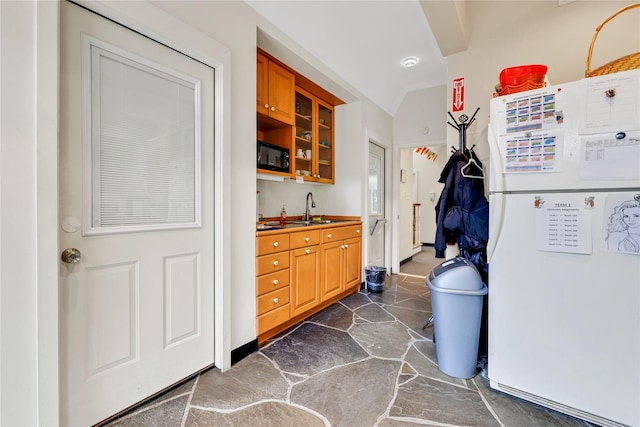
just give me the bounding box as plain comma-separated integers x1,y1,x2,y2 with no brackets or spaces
231,339,258,364
400,256,413,266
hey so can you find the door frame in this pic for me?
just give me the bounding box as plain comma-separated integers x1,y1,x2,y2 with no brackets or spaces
367,141,387,269
392,140,446,273
364,133,392,273
32,1,232,423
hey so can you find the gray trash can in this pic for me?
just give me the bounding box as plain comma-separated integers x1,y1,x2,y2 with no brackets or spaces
427,257,488,379
365,266,386,292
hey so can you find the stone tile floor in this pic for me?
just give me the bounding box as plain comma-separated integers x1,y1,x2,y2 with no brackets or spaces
107,272,596,427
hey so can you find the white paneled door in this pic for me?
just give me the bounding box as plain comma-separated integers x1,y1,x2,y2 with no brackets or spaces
59,2,215,425
368,142,386,268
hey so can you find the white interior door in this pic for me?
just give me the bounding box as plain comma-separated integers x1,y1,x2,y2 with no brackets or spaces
59,2,215,425
368,142,386,267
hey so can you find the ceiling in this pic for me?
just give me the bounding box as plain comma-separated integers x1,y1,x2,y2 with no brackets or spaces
245,0,449,116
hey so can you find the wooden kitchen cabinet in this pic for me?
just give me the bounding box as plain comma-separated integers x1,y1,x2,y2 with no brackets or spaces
289,229,320,317
320,225,362,301
255,221,361,344
292,87,334,184
256,232,291,335
257,52,295,125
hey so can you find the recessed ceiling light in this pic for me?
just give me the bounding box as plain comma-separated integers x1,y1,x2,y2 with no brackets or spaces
401,56,419,68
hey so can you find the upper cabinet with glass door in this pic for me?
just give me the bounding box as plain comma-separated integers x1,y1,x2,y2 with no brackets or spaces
293,87,334,184
316,99,334,184
256,49,342,183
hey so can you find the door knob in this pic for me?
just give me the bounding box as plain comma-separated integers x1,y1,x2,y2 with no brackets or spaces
61,248,81,264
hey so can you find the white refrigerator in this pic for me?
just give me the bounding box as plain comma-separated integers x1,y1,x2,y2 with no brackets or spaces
487,69,640,427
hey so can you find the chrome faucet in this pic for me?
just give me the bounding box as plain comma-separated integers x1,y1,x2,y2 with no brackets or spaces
305,192,316,221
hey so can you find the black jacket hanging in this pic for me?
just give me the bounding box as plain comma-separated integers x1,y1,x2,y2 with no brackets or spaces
434,150,489,281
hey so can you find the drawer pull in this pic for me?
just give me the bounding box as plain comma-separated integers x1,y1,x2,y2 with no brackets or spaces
305,249,310,254
273,279,279,285
305,237,310,242
273,241,279,247
273,260,279,266
327,234,332,239
356,229,360,233
273,298,279,304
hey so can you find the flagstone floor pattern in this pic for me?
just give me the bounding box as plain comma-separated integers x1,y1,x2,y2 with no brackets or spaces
107,270,596,427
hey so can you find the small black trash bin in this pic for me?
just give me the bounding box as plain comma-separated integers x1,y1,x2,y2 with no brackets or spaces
365,266,386,292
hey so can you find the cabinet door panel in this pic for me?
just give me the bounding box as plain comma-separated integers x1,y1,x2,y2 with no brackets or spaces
320,240,343,301
344,237,362,289
256,53,268,113
268,61,295,124
290,246,320,317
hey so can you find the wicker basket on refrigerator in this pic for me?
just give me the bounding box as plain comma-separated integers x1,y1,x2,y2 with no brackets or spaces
585,3,640,77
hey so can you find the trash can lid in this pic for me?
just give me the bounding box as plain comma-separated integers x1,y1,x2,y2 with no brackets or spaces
427,257,484,291
365,266,386,272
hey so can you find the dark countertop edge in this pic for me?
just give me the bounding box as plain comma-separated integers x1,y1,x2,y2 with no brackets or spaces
256,219,362,235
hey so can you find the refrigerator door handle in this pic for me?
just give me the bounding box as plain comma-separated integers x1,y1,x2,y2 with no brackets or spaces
487,125,506,262
487,192,504,263
488,126,505,194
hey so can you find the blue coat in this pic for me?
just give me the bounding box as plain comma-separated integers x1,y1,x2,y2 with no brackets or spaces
434,151,489,279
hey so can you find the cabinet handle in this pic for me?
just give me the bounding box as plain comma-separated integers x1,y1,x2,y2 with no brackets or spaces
270,106,276,112
273,279,279,285
305,237,310,242
344,244,349,248
340,245,345,249
264,103,269,109
273,241,279,247
273,298,279,304
356,230,360,234
305,249,310,254
273,260,279,266
327,234,332,239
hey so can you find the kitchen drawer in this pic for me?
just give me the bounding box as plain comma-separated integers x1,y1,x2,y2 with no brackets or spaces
257,303,290,335
256,252,290,275
256,269,290,296
290,229,320,249
257,286,290,316
257,234,290,256
322,225,362,242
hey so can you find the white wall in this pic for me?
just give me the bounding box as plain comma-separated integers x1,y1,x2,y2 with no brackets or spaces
1,1,60,425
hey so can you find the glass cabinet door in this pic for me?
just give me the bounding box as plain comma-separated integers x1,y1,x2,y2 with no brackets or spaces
294,91,313,178
316,101,333,183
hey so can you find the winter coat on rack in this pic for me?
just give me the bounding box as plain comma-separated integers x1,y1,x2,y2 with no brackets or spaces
434,150,489,280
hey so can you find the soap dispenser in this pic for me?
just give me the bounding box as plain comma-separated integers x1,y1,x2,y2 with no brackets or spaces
279,204,287,225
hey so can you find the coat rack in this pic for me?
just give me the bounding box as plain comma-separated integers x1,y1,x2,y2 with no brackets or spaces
447,107,480,152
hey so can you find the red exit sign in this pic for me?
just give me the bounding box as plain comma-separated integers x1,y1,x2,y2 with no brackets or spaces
452,77,464,112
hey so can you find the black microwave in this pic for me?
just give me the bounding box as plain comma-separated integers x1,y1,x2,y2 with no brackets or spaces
257,140,290,173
